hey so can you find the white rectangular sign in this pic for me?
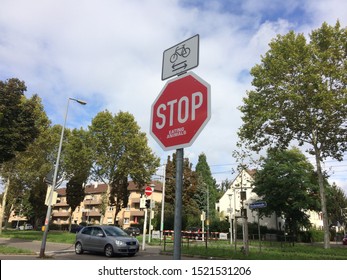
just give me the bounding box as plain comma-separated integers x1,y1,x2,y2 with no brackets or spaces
161,34,199,80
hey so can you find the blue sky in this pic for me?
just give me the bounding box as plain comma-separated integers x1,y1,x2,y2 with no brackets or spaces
1,0,347,193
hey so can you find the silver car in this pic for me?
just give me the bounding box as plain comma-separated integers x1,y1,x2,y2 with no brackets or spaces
75,225,139,257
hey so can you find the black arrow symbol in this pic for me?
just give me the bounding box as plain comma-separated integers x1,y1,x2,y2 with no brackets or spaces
172,60,187,72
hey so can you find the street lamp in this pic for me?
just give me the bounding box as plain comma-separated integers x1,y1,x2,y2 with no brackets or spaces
39,97,86,258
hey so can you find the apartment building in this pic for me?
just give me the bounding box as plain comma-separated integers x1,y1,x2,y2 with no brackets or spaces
51,181,163,229
6,181,163,229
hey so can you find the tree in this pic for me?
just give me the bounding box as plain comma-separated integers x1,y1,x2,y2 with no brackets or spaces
0,94,52,231
66,175,86,230
238,21,347,248
89,110,160,220
195,153,218,222
0,78,40,163
217,178,232,195
326,183,347,227
164,153,199,228
63,128,92,181
253,148,321,236
63,128,93,230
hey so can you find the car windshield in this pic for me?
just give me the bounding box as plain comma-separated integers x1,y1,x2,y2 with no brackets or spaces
104,226,128,237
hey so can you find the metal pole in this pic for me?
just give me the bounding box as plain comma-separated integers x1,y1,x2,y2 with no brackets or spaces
258,209,261,252
40,99,69,258
228,195,233,245
160,164,166,242
201,211,205,241
39,98,86,258
240,169,249,255
234,188,237,252
206,182,209,240
173,148,183,260
142,208,148,251
148,185,154,243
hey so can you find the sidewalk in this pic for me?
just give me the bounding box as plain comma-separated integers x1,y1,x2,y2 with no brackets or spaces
0,237,75,257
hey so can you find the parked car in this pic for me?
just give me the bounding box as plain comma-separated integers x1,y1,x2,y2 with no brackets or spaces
70,224,85,233
185,227,202,239
19,223,33,230
343,234,347,245
124,226,141,236
75,225,139,257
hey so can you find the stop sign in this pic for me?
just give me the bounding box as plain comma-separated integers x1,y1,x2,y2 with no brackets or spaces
145,186,153,196
150,72,211,150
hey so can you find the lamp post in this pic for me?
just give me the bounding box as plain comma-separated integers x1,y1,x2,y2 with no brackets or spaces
39,97,86,258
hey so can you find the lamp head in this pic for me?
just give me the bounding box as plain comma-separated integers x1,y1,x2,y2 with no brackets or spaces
69,97,87,105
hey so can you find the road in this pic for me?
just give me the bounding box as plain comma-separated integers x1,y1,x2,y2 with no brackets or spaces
0,237,196,260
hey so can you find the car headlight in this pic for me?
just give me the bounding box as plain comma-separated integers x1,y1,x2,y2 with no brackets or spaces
115,240,126,246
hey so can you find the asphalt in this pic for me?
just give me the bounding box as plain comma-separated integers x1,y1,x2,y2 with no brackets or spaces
0,237,162,259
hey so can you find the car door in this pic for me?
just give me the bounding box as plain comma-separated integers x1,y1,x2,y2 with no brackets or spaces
89,227,106,252
79,227,93,251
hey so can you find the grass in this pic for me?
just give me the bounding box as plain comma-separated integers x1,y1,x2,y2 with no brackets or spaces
0,244,34,255
1,229,346,259
161,238,347,260
0,229,76,244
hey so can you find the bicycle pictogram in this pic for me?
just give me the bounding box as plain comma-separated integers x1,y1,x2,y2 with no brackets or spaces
170,44,191,63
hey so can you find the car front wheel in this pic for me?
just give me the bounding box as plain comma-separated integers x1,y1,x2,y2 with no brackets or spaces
75,242,84,254
105,244,114,257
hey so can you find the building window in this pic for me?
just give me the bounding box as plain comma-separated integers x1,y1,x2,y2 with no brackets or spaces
124,218,129,224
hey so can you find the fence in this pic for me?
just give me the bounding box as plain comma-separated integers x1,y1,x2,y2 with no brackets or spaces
162,230,296,251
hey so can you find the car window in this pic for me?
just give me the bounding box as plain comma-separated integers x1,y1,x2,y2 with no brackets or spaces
92,227,104,236
81,227,93,235
104,226,128,237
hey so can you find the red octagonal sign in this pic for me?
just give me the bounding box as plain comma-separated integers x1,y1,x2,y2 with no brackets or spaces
150,72,211,151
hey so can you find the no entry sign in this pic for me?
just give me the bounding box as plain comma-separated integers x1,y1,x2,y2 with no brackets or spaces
150,72,211,150
145,186,153,196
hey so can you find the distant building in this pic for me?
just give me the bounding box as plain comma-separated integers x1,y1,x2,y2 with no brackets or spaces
8,181,163,229
216,169,323,231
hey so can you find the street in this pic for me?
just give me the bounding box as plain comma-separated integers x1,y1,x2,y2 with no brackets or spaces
0,250,196,260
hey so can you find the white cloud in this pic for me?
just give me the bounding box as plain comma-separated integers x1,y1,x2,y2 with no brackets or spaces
0,0,346,193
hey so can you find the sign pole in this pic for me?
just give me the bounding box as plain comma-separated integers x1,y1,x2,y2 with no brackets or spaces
173,148,183,260
142,208,148,251
258,209,261,252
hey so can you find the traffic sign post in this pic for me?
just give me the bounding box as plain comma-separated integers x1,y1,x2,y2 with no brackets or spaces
249,201,267,252
152,34,210,260
147,185,155,243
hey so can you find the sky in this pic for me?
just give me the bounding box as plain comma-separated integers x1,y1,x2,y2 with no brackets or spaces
1,0,347,193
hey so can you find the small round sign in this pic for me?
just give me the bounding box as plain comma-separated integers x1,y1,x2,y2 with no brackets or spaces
145,186,153,196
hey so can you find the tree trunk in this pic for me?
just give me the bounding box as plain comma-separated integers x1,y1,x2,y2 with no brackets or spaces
0,178,10,234
68,210,72,232
314,149,330,249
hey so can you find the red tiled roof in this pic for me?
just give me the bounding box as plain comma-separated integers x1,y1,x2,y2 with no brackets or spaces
57,181,163,195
